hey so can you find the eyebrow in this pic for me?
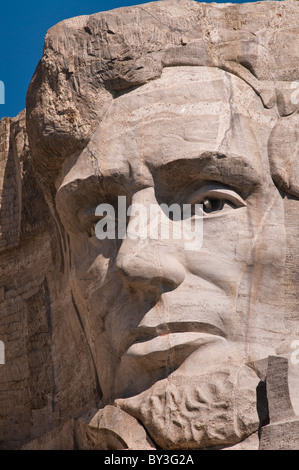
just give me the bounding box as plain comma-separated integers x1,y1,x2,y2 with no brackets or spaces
56,172,135,227
56,174,105,223
57,171,132,204
151,152,262,194
56,151,262,217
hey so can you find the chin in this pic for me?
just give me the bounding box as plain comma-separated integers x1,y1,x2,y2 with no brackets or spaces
115,362,260,450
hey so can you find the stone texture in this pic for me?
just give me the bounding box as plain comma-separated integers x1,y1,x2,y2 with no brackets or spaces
1,0,299,450
74,405,155,450
0,114,99,449
259,356,299,450
21,420,75,450
259,419,299,450
265,356,295,423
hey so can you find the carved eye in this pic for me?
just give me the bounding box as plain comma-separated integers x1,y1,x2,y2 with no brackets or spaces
202,198,226,213
188,185,246,217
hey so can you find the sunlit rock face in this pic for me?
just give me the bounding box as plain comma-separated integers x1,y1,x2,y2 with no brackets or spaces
1,0,299,450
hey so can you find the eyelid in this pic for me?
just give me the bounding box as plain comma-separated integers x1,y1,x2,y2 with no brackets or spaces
77,205,99,224
187,185,246,208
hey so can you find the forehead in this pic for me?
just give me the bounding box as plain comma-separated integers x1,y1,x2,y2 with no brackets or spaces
59,67,277,189
92,66,276,173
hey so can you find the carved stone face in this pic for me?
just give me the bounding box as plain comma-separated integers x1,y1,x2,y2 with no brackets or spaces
55,67,286,448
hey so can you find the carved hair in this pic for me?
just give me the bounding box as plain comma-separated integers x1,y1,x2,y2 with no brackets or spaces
26,0,299,196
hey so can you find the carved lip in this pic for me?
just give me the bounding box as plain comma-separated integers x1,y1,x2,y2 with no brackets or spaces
119,321,225,357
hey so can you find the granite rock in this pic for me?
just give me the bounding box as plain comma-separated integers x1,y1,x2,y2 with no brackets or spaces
1,0,299,450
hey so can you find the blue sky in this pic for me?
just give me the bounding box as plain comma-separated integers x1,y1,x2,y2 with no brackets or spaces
0,0,277,120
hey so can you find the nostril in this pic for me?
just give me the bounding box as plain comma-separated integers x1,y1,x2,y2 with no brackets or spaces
150,276,181,294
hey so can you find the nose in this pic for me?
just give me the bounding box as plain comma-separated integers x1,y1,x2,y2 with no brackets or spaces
115,188,186,293
116,240,186,292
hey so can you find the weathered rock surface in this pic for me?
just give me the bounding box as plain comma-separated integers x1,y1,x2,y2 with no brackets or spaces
259,356,299,450
0,115,99,449
74,405,156,450
1,0,299,450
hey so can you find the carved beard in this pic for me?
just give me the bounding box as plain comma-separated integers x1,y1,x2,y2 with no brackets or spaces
115,363,260,450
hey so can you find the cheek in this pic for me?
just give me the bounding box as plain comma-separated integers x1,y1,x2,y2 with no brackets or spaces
184,210,250,294
69,235,117,299
184,191,286,288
